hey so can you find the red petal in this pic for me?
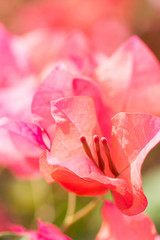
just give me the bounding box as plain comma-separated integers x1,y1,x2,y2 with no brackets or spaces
40,150,129,198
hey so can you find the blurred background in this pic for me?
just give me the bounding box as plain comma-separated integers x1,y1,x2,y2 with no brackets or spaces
0,0,160,59
0,0,159,239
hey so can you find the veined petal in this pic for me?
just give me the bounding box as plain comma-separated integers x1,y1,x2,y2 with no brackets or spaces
111,113,160,214
50,96,101,161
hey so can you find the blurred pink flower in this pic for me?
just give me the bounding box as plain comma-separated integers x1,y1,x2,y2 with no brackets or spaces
96,200,159,240
16,29,95,75
0,23,31,87
0,23,36,120
0,24,43,178
11,219,71,240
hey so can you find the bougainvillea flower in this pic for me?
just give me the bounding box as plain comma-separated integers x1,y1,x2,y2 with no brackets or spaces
16,29,67,74
0,121,47,178
0,23,31,87
11,219,71,240
96,200,158,240
40,95,160,215
0,24,42,178
0,76,37,121
94,36,160,116
0,64,105,179
0,23,37,121
16,29,95,76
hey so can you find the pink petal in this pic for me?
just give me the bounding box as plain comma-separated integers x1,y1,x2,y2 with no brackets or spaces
0,121,47,178
111,113,160,215
59,31,95,74
32,66,111,141
50,96,101,160
95,36,160,116
96,200,157,240
37,219,71,240
11,219,71,240
31,67,74,141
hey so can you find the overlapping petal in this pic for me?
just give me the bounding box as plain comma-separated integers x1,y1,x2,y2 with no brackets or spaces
40,95,160,214
32,66,111,141
40,96,130,199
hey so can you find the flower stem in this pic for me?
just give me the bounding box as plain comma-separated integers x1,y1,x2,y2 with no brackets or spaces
62,196,103,232
62,192,77,228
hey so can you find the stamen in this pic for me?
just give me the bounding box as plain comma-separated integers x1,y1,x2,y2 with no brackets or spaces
93,135,105,172
101,137,119,176
80,136,94,160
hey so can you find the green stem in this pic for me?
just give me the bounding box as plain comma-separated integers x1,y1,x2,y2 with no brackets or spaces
29,180,40,228
62,192,77,227
62,197,102,232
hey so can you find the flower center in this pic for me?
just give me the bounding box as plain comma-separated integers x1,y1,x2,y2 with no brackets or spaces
80,135,119,177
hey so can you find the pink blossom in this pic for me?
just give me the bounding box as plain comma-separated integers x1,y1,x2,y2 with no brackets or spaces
11,219,71,240
0,23,31,87
0,23,36,120
0,24,43,178
38,93,160,215
30,65,160,215
15,29,96,76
